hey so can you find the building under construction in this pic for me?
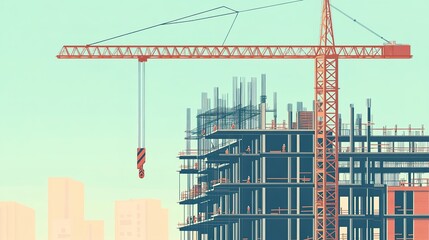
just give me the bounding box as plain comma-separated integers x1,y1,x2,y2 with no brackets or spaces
177,74,429,240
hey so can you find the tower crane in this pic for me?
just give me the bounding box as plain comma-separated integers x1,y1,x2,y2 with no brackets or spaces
57,0,411,239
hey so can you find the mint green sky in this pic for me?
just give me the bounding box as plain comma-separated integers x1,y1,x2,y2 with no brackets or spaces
0,1,428,239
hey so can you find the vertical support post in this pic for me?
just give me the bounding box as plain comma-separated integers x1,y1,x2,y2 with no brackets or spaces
350,104,355,183
297,134,301,240
349,193,354,240
349,104,355,240
273,92,278,128
403,193,407,239
260,73,267,240
233,77,238,107
288,104,293,129
339,113,342,151
137,59,147,179
381,186,386,240
286,113,292,239
214,87,219,148
367,98,372,184
287,103,292,239
248,82,253,128
239,81,243,129
186,108,191,155
251,77,258,128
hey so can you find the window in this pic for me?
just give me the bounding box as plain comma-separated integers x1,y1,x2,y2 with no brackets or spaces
354,161,360,168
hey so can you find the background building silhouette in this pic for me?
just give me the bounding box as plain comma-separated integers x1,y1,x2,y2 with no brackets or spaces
115,199,168,240
0,202,35,240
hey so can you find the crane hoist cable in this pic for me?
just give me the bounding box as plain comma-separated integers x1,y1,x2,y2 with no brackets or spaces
330,4,390,43
89,0,304,46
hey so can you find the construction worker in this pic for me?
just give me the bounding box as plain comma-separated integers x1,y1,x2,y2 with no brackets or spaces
282,144,286,152
225,148,229,154
246,176,250,183
247,205,251,214
201,129,206,136
246,146,251,154
231,122,235,129
213,124,217,131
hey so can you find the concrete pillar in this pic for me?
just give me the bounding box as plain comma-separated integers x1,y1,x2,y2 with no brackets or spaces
255,190,259,214
255,220,259,240
273,92,278,127
350,104,355,184
261,136,266,240
260,73,267,240
288,104,293,129
186,108,191,155
297,134,301,240
367,99,372,184
288,131,292,240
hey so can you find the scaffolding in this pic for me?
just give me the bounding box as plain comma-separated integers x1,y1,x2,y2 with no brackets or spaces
177,75,429,240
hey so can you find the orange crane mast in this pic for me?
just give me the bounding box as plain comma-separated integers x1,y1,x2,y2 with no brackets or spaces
57,0,411,239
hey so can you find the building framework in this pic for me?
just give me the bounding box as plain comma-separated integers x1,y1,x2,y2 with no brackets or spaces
177,75,429,240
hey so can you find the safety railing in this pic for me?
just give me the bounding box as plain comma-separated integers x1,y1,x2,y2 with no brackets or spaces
177,149,199,156
211,178,229,185
178,140,238,156
270,205,313,214
384,162,429,168
340,145,429,153
399,178,429,187
340,124,425,137
266,120,289,130
180,184,208,200
179,212,208,226
179,163,199,170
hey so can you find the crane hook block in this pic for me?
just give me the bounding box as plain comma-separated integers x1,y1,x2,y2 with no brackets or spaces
137,148,146,179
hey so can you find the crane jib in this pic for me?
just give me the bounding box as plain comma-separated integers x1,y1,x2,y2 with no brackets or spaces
57,45,411,60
